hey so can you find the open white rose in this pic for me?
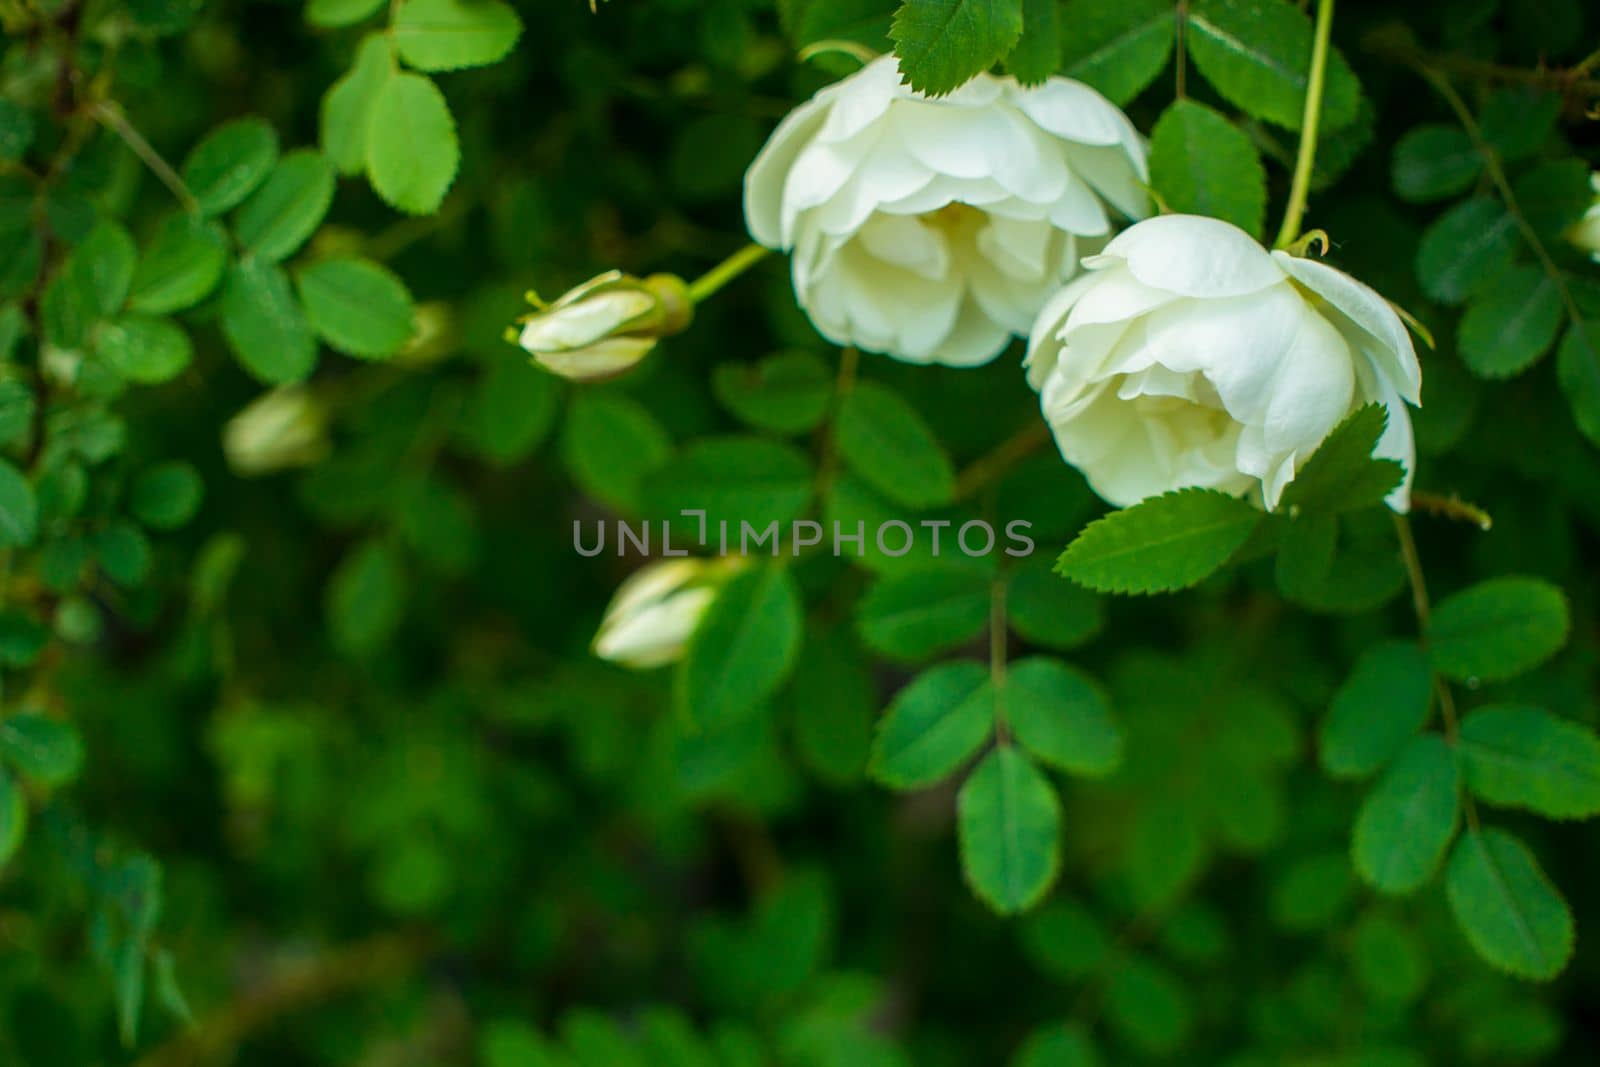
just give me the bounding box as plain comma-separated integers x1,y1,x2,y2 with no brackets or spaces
745,56,1149,367
1026,215,1421,511
592,558,744,669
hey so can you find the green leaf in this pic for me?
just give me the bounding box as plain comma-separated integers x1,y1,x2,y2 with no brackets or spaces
643,437,814,537
0,713,84,787
1425,576,1569,683
835,382,956,509
0,765,23,866
1478,88,1559,164
678,566,803,729
1457,705,1600,819
1279,404,1403,514
1057,488,1261,595
1058,0,1173,106
1414,198,1518,306
393,0,523,71
1555,321,1600,447
857,563,990,660
1319,641,1433,780
220,260,318,384
1104,956,1192,1056
1459,266,1562,379
1390,125,1480,203
1350,913,1429,1004
1004,555,1103,649
1003,0,1060,84
559,391,672,512
1513,159,1594,243
789,627,875,785
1272,512,1336,601
307,0,384,28
180,117,279,217
869,660,992,788
1446,827,1574,981
94,314,194,385
295,257,415,359
1004,657,1121,776
0,100,34,162
128,213,228,314
891,0,1025,97
366,72,459,215
321,34,391,176
958,745,1060,914
41,220,137,349
232,149,336,262
0,459,39,549
1352,734,1459,895
326,539,406,657
1012,1022,1100,1067
130,462,204,530
96,520,153,587
456,350,560,465
712,351,833,435
1184,0,1361,131
1148,99,1266,238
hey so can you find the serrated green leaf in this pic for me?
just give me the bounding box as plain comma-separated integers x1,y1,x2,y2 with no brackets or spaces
857,563,990,660
1478,87,1559,164
1057,488,1261,595
1003,657,1121,776
1513,159,1593,243
326,539,406,656
366,72,459,215
891,0,1025,97
307,0,384,28
220,260,318,384
869,660,992,788
180,117,279,217
1459,266,1562,379
0,712,84,786
1058,0,1173,106
1414,198,1518,306
559,391,672,512
94,314,193,385
1458,705,1600,819
1352,733,1459,894
1273,512,1336,601
128,213,227,314
712,351,833,435
1004,0,1060,84
1446,827,1573,980
1555,321,1600,447
321,34,391,176
1184,0,1361,131
678,566,802,729
789,626,875,784
1148,99,1266,238
1319,640,1433,780
232,149,336,262
958,745,1060,914
835,382,955,509
1390,125,1480,203
1004,555,1103,649
1425,576,1569,683
393,0,523,71
0,459,39,549
643,436,814,537
295,257,415,359
1279,404,1403,514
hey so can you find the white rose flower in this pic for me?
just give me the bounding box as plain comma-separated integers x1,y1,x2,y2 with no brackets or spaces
744,56,1150,367
1026,214,1422,511
592,558,745,669
1565,170,1600,262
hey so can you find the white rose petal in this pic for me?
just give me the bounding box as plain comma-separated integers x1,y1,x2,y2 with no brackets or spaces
745,56,1150,367
591,558,744,670
1029,214,1422,512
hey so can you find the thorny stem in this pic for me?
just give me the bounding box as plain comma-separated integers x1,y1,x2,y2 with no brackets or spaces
91,100,199,214
685,242,771,303
1274,0,1335,249
1368,34,1600,102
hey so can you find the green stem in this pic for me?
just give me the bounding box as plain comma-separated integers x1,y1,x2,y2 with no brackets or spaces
686,242,771,303
91,101,199,214
1273,0,1335,250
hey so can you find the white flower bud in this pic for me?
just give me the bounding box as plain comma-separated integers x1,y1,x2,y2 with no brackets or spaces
744,55,1150,367
514,270,691,382
223,386,330,476
592,558,746,669
1027,215,1422,512
1566,171,1600,261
